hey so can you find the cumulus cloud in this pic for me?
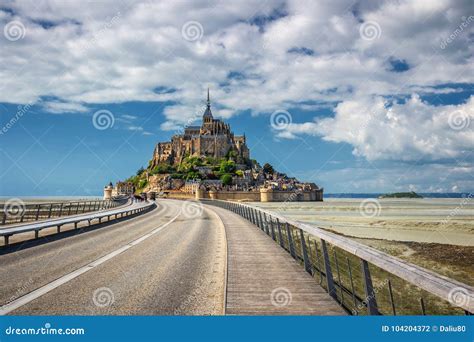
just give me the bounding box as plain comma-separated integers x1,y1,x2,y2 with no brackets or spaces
279,95,474,161
41,100,88,114
0,0,472,166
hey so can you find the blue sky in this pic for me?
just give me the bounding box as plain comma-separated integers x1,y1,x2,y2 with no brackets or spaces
0,0,473,196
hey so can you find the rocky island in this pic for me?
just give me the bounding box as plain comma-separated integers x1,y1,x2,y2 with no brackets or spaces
379,191,423,199
106,90,323,202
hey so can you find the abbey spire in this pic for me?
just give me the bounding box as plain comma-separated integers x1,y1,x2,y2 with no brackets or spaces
203,88,213,122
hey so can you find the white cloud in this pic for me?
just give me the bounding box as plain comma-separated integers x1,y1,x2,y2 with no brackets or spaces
278,95,474,161
0,0,472,167
41,100,88,114
1,1,471,104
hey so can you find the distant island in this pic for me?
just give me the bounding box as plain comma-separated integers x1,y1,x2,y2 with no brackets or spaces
379,191,423,199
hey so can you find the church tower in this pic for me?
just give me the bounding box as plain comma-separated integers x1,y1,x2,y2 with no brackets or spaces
203,88,213,123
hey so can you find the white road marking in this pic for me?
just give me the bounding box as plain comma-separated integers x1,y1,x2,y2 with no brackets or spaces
0,208,181,315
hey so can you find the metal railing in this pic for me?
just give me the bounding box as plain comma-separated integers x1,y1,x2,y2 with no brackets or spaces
204,199,474,316
0,198,128,226
0,199,155,246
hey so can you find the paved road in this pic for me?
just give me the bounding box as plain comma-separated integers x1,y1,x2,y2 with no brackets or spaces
0,200,226,315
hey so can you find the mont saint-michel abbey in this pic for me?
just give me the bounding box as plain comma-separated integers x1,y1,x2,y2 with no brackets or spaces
103,90,323,202
151,90,250,167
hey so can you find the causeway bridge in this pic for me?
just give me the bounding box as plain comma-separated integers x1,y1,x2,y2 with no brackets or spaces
0,198,472,315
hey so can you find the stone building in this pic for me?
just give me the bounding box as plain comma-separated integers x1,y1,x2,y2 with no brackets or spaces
151,90,249,167
183,180,200,194
112,181,135,196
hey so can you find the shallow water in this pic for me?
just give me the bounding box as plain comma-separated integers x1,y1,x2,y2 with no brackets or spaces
252,198,474,246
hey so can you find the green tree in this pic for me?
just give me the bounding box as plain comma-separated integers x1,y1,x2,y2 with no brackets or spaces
263,163,274,174
235,170,244,177
136,167,145,176
152,163,175,174
219,160,236,174
138,179,148,189
185,171,201,181
226,150,238,160
221,173,233,186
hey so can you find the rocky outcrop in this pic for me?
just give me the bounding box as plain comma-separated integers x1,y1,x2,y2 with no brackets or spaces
144,174,185,193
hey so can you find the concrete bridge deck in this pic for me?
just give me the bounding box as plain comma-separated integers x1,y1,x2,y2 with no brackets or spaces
209,205,346,315
0,199,344,315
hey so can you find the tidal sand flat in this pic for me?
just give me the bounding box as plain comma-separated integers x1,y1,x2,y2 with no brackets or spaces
253,198,474,246
253,198,474,286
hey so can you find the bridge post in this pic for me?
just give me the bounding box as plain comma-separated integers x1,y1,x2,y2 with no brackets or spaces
264,214,271,235
250,208,256,225
48,204,53,218
262,213,269,234
20,208,25,222
321,239,337,300
35,204,41,220
58,203,64,217
269,218,276,241
245,206,250,220
258,211,264,231
314,241,323,283
299,229,311,274
361,259,380,315
276,219,284,248
286,223,296,258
